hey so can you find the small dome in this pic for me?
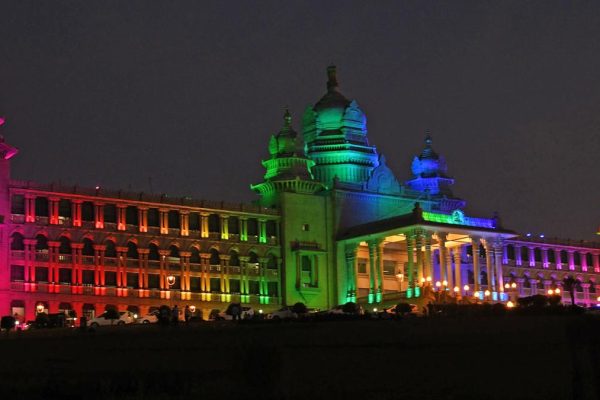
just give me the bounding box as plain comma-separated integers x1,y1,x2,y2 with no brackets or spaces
313,66,351,130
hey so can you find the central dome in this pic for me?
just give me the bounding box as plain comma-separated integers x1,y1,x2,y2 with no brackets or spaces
313,66,351,130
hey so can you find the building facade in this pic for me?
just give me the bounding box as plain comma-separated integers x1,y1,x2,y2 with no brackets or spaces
1,67,599,321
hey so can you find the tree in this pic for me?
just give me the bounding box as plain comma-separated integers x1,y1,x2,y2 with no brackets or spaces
563,276,577,306
341,302,359,314
291,302,307,315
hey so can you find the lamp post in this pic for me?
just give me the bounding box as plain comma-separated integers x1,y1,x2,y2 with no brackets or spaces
463,284,469,297
484,290,491,301
167,274,176,307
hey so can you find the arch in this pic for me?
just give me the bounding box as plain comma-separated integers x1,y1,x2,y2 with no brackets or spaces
127,241,139,259
35,234,49,251
82,238,94,256
169,244,180,258
228,250,240,266
10,232,25,251
209,248,220,265
104,239,117,258
58,236,71,254
190,247,201,264
148,243,160,261
248,251,259,264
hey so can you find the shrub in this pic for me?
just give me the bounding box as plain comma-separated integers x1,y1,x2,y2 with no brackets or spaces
341,302,359,314
531,294,548,308
291,302,307,315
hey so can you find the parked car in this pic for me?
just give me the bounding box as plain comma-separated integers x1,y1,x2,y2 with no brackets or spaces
267,306,297,320
385,303,420,316
137,310,159,324
217,304,255,320
88,311,136,327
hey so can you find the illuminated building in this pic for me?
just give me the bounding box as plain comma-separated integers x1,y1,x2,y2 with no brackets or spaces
1,67,599,321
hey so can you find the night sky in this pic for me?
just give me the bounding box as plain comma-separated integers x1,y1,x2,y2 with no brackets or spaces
1,1,599,240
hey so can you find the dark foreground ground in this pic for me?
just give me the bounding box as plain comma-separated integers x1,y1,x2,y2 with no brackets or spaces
0,315,599,400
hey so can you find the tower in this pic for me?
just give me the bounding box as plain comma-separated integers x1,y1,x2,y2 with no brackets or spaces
251,110,324,207
303,66,379,188
406,135,455,197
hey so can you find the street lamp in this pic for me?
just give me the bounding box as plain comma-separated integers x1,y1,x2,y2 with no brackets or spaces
484,290,491,300
167,274,176,306
442,280,448,289
507,301,514,308
435,281,441,291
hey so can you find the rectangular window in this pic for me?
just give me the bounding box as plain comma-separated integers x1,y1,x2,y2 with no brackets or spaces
81,201,94,222
126,206,138,225
11,195,25,215
229,279,241,294
82,270,95,285
210,278,221,293
148,274,160,289
228,217,239,234
249,280,260,295
58,268,71,284
58,199,71,218
268,282,278,297
302,224,309,231
301,255,312,272
10,265,24,281
357,258,368,274
35,197,49,217
300,255,317,287
104,204,117,223
168,210,179,229
189,213,200,231
35,267,48,282
383,260,396,275
105,271,117,286
247,218,258,236
147,208,159,227
190,277,201,292
127,273,139,289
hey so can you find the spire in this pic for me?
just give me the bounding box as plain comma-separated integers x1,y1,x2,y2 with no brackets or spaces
327,65,339,92
419,132,439,160
283,107,291,128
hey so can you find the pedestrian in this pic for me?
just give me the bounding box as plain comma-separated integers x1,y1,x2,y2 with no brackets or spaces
171,305,179,325
184,305,191,323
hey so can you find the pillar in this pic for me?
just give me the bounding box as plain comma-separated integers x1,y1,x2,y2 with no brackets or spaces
424,233,433,281
453,246,462,291
367,240,381,303
71,200,82,227
406,233,415,299
528,247,535,267
180,212,189,237
484,241,494,291
437,232,448,284
138,207,148,233
94,203,104,229
593,254,600,273
494,243,504,296
471,237,481,293
344,244,358,302
49,197,59,225
515,245,522,266
415,231,424,285
221,215,229,240
159,209,169,235
580,252,588,272
555,248,562,270
117,205,127,231
542,248,549,269
200,253,210,293
240,217,248,242
259,219,267,244
200,213,209,238
159,250,169,290
25,194,36,223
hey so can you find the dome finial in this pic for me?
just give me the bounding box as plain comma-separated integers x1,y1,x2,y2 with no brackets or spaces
424,129,432,146
327,65,338,91
283,107,291,127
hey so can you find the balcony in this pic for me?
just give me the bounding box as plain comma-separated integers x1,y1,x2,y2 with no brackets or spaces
209,265,221,273
58,284,71,294
229,266,241,275
82,285,94,295
148,260,160,269
10,281,25,291
247,236,258,243
190,263,201,272
82,256,95,265
11,250,25,260
208,232,220,240
247,267,259,276
35,216,49,225
127,259,139,268
266,269,279,278
104,257,117,266
58,254,72,263
229,233,240,242
11,214,25,224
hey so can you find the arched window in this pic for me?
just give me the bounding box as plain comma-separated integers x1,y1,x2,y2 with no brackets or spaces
169,245,180,258
229,250,240,266
105,240,117,258
267,254,278,269
35,234,48,251
209,248,220,265
523,276,531,288
190,247,201,264
82,238,94,256
127,242,139,259
10,232,24,251
575,279,583,292
58,236,71,254
248,251,259,265
148,243,160,261
589,281,596,294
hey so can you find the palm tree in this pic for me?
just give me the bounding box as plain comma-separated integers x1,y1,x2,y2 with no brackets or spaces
562,276,576,306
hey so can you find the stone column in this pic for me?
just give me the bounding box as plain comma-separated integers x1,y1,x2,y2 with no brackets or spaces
180,212,189,237
568,250,575,271
71,200,82,227
200,213,209,238
25,194,36,223
159,250,169,290
582,283,591,306
580,252,588,272
159,209,169,235
259,219,267,243
344,244,358,302
471,238,482,292
221,215,229,240
453,246,462,291
593,253,600,273
494,243,504,296
424,233,433,281
49,197,59,225
437,233,448,284
138,249,149,293
528,247,535,267
94,203,104,229
200,253,210,293
220,255,228,293
48,241,60,292
117,247,127,289
94,245,106,287
24,239,36,289
240,256,249,295
406,233,415,298
71,243,83,294
445,244,453,290
483,241,493,291
515,245,522,266
240,217,248,242
541,248,549,269
368,240,380,302
117,205,127,231
180,252,190,292
554,248,562,270
529,279,538,296
415,231,424,285
138,207,148,233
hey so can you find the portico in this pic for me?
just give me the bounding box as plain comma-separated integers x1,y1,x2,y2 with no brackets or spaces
337,203,517,304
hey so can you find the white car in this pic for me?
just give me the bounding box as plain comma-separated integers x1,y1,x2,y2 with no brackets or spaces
267,307,297,320
385,303,420,316
88,311,136,327
217,305,255,320
137,311,159,324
